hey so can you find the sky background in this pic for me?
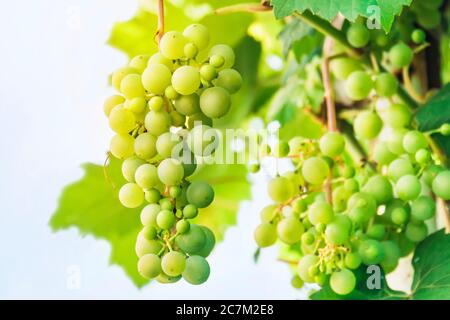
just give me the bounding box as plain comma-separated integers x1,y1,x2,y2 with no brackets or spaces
0,0,309,299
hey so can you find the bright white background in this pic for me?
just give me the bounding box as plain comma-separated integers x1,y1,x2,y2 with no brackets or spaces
0,0,307,299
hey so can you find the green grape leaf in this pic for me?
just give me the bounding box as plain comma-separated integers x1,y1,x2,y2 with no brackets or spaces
416,83,450,157
410,229,450,299
50,159,250,287
271,0,413,32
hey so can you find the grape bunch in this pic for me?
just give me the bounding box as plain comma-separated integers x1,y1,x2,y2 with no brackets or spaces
103,24,242,284
253,21,450,295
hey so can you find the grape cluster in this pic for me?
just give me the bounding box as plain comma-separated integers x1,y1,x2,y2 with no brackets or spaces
103,24,242,284
253,21,450,295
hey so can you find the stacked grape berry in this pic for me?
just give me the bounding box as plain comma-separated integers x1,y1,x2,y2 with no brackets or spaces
103,24,242,284
253,22,450,295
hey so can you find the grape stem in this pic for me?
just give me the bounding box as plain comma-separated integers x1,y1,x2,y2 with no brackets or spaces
402,67,426,104
156,0,165,44
214,2,272,14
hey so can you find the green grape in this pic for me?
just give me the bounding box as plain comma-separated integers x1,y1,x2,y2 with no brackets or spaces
183,24,209,51
325,217,350,245
353,111,382,139
169,186,181,198
347,192,377,225
293,199,307,214
297,254,320,283
186,181,214,208
329,57,362,80
387,158,414,182
156,132,181,159
411,195,436,221
104,95,125,117
291,275,304,289
124,97,146,114
157,159,184,186
362,175,393,205
210,55,225,68
301,157,330,185
110,134,134,159
332,185,351,212
161,251,186,277
385,199,410,225
267,176,295,203
122,157,146,182
159,198,173,211
277,218,304,244
119,183,144,208
120,74,145,99
330,269,356,295
184,43,198,59
319,132,345,157
308,201,334,225
301,232,315,246
135,164,159,189
344,252,362,270
165,85,179,100
209,44,235,69
142,63,172,95
175,224,207,254
405,221,428,242
145,188,161,203
134,132,157,160
148,96,164,111
373,142,396,165
182,255,210,285
344,179,359,193
415,149,431,165
140,204,160,226
199,87,231,118
137,253,162,279
200,64,217,81
175,220,190,235
403,130,427,154
380,241,401,272
171,66,201,95
148,52,174,70
186,124,218,156
387,129,407,155
439,123,450,136
129,54,149,73
345,71,373,101
109,107,136,134
260,204,277,223
374,73,398,97
214,69,243,94
346,24,370,48
186,112,213,129
135,235,162,257
418,8,441,29
395,174,421,201
274,141,290,157
423,164,445,186
144,110,172,136
411,29,426,44
170,110,186,127
183,204,198,219
174,94,200,116
358,239,385,265
112,66,138,91
142,225,157,240
160,31,187,60
156,272,181,284
254,222,277,247
196,227,215,257
156,209,176,229
366,224,386,240
389,42,413,69
432,171,450,200
390,232,415,257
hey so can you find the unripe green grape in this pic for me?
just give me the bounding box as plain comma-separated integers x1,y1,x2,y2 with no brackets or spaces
347,192,377,224
301,156,330,185
214,69,243,94
248,163,261,173
403,130,427,154
156,209,176,229
254,223,277,247
183,24,209,51
176,219,190,234
411,29,426,44
129,54,149,73
366,224,386,240
144,110,172,136
120,73,145,99
186,181,214,208
157,158,184,186
209,44,235,69
169,185,181,198
329,57,362,80
439,123,450,136
175,224,207,254
418,8,441,29
277,218,304,244
174,94,200,116
274,141,290,157
186,112,213,129
297,254,320,283
104,95,125,117
319,132,345,157
156,272,181,284
164,85,179,100
137,254,161,279
171,66,201,95
186,124,218,156
159,198,174,211
415,148,431,165
160,31,187,60
387,129,407,155
325,219,350,245
148,96,163,111
385,199,410,225
374,72,398,97
182,255,210,285
142,225,157,240
124,97,146,114
381,240,400,272
345,252,362,270
110,134,135,159
330,269,356,295
267,176,295,202
140,203,160,226
148,52,174,70
199,86,231,118
293,198,307,213
308,201,334,225
135,164,159,189
142,63,172,95
196,227,215,257
345,71,373,101
119,183,144,208
200,64,217,81
161,251,186,277
210,55,224,68
183,43,198,59
109,107,136,134
432,171,450,200
135,235,162,257
423,164,445,186
387,158,414,181
122,157,146,182
346,24,370,48
358,239,385,265
344,179,359,193
145,188,161,203
342,165,355,179
301,232,315,246
389,42,413,69
411,195,436,221
332,185,351,212
373,142,396,165
405,221,428,242
156,132,181,159
170,110,186,127
395,174,421,201
112,66,138,91
134,132,157,160
260,204,277,223
362,175,393,205
353,111,382,139
291,275,304,289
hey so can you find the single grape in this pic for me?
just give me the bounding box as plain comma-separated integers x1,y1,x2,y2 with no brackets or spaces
267,176,295,202
380,241,401,272
411,195,436,221
171,66,201,95
423,164,445,186
214,69,243,94
301,232,315,246
297,255,320,283
129,54,149,72
291,275,304,289
135,164,159,189
183,24,209,51
387,129,407,155
332,185,351,212
347,192,377,224
418,8,441,29
120,73,145,99
174,94,200,116
186,181,214,208
141,63,172,95
195,226,215,257
164,85,179,100
439,123,450,136
325,217,350,245
142,225,157,240
135,235,162,257
345,71,373,101
209,44,235,69
183,43,198,59
405,221,428,242
308,201,334,225
145,188,161,203
358,239,385,265
389,42,413,69
259,204,277,223
432,170,450,200
186,113,213,129
330,57,362,80
277,217,304,244
134,132,157,160
148,52,174,70
124,97,146,114
144,110,172,136
362,175,393,205
104,95,125,117
319,132,345,157
345,252,362,270
156,272,181,284
159,31,187,60
374,73,398,97
112,66,138,91
109,107,136,134
175,224,207,254
254,223,277,247
200,64,217,82
199,87,231,118
415,149,431,165
140,204,160,226
160,198,174,211
156,132,181,159
346,24,370,48
395,174,421,201
161,251,186,277
301,157,330,185
148,96,163,111
353,111,382,139
366,224,386,240
119,183,144,208
157,158,184,186
182,255,210,285
373,142,396,165
411,29,426,44
387,158,415,182
403,130,427,154
122,157,146,182
137,254,162,279
330,269,356,295
156,209,176,230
